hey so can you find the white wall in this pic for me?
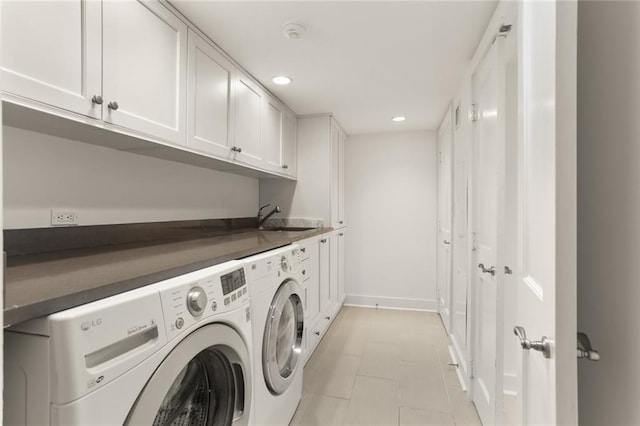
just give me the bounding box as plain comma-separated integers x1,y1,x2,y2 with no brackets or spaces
3,126,259,229
344,130,438,310
577,2,640,424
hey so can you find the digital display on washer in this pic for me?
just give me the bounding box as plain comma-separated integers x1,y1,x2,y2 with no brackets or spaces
220,268,246,296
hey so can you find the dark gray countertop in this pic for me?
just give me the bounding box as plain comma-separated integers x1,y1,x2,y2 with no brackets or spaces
4,227,331,326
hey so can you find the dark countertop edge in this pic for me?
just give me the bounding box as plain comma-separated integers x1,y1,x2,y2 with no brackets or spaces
4,228,333,327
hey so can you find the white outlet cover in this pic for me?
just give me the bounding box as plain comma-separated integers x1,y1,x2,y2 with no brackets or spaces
51,209,79,226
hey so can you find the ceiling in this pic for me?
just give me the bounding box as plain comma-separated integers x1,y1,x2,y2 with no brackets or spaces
170,1,497,135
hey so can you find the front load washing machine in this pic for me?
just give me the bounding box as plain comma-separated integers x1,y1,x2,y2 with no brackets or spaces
244,245,305,426
4,261,253,426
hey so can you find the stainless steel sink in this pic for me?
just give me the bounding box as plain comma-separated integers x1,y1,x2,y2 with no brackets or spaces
260,227,316,232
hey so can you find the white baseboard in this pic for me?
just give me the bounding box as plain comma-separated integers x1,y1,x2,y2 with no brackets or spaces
344,294,438,311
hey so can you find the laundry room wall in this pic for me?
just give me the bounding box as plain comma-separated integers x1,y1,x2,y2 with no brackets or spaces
344,130,438,310
577,2,640,425
3,126,259,229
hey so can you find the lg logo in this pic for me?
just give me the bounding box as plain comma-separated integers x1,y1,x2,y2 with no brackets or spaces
80,318,103,331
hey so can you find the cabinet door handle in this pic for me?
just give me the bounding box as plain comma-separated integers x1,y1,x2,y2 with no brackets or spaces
320,239,327,243
478,263,496,276
443,240,451,245
107,101,119,111
314,331,320,336
91,95,103,105
282,164,289,169
302,269,306,275
325,316,330,320
339,233,344,236
301,247,306,253
231,146,242,153
339,221,344,224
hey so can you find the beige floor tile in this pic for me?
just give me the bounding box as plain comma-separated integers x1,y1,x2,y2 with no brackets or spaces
399,371,451,412
307,354,361,399
358,341,403,380
451,400,482,426
398,407,455,426
343,400,399,426
350,375,399,405
290,393,349,426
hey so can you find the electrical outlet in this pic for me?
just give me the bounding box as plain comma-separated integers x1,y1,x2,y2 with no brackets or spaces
51,210,79,226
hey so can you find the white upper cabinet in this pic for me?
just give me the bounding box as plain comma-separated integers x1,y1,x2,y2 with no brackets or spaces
233,73,263,167
102,0,187,144
262,96,298,177
263,97,283,171
0,0,102,118
282,110,298,177
338,127,346,226
186,29,235,158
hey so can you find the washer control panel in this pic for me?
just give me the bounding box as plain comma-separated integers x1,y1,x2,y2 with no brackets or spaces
159,263,248,341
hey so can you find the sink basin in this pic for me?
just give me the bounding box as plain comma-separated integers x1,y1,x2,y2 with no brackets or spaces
260,227,316,232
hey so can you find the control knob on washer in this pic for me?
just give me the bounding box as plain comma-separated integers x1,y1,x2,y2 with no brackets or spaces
187,286,207,316
280,255,289,272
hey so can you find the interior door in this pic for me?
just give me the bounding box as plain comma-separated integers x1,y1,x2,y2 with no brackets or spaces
514,1,578,424
471,35,506,426
437,108,453,333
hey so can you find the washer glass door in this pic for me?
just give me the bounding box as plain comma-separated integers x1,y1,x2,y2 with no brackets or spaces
263,279,304,395
126,324,251,426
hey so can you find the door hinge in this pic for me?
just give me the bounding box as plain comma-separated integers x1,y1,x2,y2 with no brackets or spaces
470,104,480,122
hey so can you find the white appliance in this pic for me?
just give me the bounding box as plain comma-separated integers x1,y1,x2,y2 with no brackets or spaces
244,245,305,426
4,261,253,426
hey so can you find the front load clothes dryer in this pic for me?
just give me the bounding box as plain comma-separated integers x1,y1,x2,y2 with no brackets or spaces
243,245,305,426
4,261,253,426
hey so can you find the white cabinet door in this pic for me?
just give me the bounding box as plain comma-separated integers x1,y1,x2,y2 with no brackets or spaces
186,29,235,158
337,229,346,303
0,0,102,118
437,108,453,333
304,241,320,323
103,0,187,144
337,128,346,227
330,122,340,227
282,110,297,177
319,237,331,314
233,73,263,167
263,97,283,171
329,233,339,308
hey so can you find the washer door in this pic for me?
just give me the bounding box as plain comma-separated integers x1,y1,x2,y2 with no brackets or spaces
126,324,251,426
262,279,304,395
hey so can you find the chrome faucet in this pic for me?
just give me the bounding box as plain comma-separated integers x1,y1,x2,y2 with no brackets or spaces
257,203,281,228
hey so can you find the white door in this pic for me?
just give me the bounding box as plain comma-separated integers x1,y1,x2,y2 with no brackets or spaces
186,29,235,158
0,0,102,118
233,73,264,167
330,122,341,228
337,127,346,227
319,237,330,314
282,110,297,177
437,108,453,333
263,97,283,171
103,0,187,144
514,1,578,424
471,35,506,426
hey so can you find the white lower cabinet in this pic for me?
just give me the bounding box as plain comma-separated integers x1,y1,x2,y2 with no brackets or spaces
300,230,347,363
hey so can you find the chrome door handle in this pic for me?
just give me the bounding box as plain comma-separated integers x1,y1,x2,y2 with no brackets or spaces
514,326,552,358
577,332,600,361
107,101,119,110
443,240,451,245
478,263,495,276
91,95,103,105
282,164,289,169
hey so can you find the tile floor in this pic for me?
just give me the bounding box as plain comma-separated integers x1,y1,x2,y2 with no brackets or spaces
290,306,482,426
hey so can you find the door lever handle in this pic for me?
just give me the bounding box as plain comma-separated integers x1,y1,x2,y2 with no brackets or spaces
478,263,496,276
577,332,600,361
514,326,552,358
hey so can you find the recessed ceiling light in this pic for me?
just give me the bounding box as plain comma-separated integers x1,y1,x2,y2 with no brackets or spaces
392,116,406,122
272,76,292,85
